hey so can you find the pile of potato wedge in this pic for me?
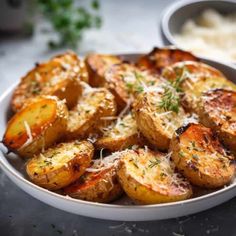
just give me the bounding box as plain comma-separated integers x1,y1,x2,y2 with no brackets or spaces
2,48,236,204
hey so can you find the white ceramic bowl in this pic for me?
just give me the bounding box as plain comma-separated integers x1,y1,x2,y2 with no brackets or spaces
1,54,236,221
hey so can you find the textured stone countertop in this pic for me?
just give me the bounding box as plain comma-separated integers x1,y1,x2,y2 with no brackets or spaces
1,0,236,235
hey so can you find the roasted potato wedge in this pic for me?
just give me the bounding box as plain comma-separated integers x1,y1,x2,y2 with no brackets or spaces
95,113,142,151
64,166,123,203
11,51,87,112
133,88,186,151
170,123,235,188
162,61,236,111
137,47,199,74
3,96,68,158
26,141,94,190
85,54,121,87
66,86,117,139
117,148,192,204
104,63,158,111
197,89,236,154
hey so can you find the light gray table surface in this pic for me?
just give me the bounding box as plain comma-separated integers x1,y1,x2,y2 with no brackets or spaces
1,0,236,235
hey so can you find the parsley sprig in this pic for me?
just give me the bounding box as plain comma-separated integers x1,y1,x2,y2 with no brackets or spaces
38,0,102,48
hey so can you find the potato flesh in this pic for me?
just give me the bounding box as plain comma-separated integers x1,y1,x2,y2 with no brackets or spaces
133,89,185,150
118,149,192,204
198,89,236,153
95,113,140,151
3,96,68,158
11,52,86,112
85,54,121,87
64,166,123,203
4,98,57,149
162,61,236,110
26,141,94,190
170,123,235,188
67,88,117,139
104,63,158,111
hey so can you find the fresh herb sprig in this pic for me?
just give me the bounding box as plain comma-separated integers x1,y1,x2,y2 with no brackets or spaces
38,0,102,48
159,67,188,113
158,85,180,113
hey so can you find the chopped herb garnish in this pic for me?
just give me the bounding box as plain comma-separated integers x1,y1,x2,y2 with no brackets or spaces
159,66,188,113
148,158,161,168
125,82,133,90
132,157,139,168
136,85,144,93
158,85,180,113
178,151,185,158
160,172,167,177
192,154,199,159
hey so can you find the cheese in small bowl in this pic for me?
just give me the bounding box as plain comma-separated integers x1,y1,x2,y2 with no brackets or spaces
174,9,236,63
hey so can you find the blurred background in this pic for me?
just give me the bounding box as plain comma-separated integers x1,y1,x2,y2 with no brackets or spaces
0,0,172,92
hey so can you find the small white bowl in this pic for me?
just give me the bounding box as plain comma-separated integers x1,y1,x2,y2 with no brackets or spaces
161,0,236,46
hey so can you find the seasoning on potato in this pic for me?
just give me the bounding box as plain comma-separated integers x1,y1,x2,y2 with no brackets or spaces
64,165,123,203
170,123,235,188
197,89,236,154
133,85,186,151
11,51,87,112
85,54,122,87
117,148,192,204
26,140,94,190
95,113,142,151
3,96,68,158
66,85,117,140
162,61,236,111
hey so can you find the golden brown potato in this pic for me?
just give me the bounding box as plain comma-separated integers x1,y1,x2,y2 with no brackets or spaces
64,166,123,203
133,87,186,151
197,89,236,154
95,113,142,151
26,141,94,190
162,61,236,111
117,148,192,204
137,47,199,74
85,54,121,87
3,96,68,158
170,123,235,188
11,51,87,112
66,86,117,139
104,63,158,111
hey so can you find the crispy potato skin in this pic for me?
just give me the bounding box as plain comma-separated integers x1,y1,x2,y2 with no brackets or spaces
104,63,158,111
162,61,236,111
137,47,199,74
64,166,123,203
133,90,185,151
26,141,94,190
170,123,235,188
95,113,143,151
117,149,192,204
3,96,68,158
85,54,121,87
11,51,87,112
66,88,117,139
197,89,236,154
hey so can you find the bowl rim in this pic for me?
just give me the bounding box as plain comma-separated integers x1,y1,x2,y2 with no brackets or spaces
161,0,236,48
1,53,236,211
